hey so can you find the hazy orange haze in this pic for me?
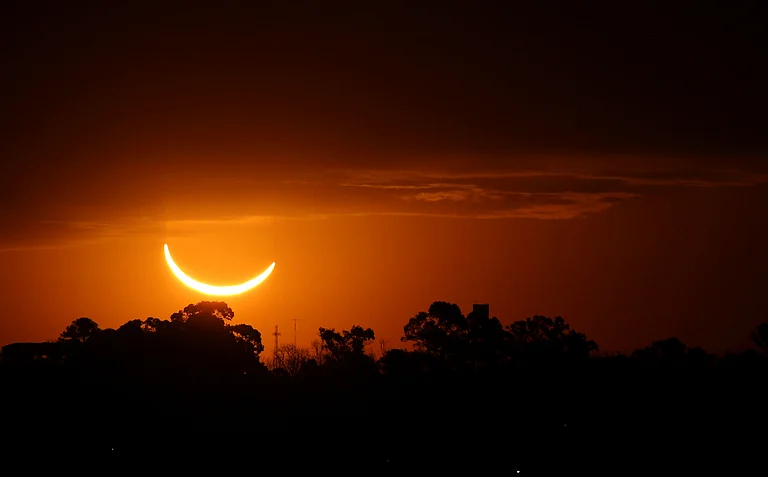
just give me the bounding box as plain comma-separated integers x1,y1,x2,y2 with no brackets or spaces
2,159,767,356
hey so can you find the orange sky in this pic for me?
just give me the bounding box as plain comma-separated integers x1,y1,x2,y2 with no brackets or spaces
1,161,767,355
2,3,767,355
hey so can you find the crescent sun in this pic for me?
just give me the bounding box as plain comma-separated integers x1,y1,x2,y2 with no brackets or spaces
163,243,276,296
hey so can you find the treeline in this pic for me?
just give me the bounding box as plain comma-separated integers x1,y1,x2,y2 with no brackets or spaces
8,299,765,374
1,301,766,470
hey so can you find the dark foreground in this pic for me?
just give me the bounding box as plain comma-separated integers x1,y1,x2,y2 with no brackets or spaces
2,364,762,474
4,305,765,472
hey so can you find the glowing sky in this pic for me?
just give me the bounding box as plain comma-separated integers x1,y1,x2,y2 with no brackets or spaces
1,2,766,354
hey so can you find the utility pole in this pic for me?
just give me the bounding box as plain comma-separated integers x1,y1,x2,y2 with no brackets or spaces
293,317,298,348
272,325,281,367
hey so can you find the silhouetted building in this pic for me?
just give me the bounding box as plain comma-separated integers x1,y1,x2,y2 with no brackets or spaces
472,303,489,320
1,342,63,365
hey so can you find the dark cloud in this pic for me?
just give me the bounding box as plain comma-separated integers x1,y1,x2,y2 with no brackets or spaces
4,164,765,251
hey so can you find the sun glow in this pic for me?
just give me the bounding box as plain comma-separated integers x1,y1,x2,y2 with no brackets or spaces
163,243,275,296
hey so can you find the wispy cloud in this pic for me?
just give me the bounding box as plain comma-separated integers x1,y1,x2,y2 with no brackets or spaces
2,164,765,251
474,192,640,219
341,168,767,188
0,213,334,252
319,190,640,220
327,166,767,220
413,190,472,202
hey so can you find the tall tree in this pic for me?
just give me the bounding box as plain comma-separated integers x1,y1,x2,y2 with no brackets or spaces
58,317,100,343
402,301,510,369
402,301,468,358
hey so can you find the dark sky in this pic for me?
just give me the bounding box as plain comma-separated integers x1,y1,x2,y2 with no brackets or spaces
4,2,766,160
1,2,766,354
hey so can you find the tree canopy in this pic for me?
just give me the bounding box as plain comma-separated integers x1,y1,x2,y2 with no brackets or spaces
59,317,100,343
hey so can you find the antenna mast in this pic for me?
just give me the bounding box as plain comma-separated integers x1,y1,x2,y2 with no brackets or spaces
272,325,281,367
293,317,298,348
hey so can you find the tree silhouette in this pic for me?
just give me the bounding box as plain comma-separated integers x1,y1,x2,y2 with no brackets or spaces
58,317,100,343
632,337,687,359
9,294,768,472
505,315,598,360
141,317,170,333
465,306,506,368
318,325,375,359
402,301,468,358
402,301,512,370
309,339,328,365
272,344,311,376
117,319,144,337
170,301,234,323
228,323,265,356
316,325,378,383
145,301,266,383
